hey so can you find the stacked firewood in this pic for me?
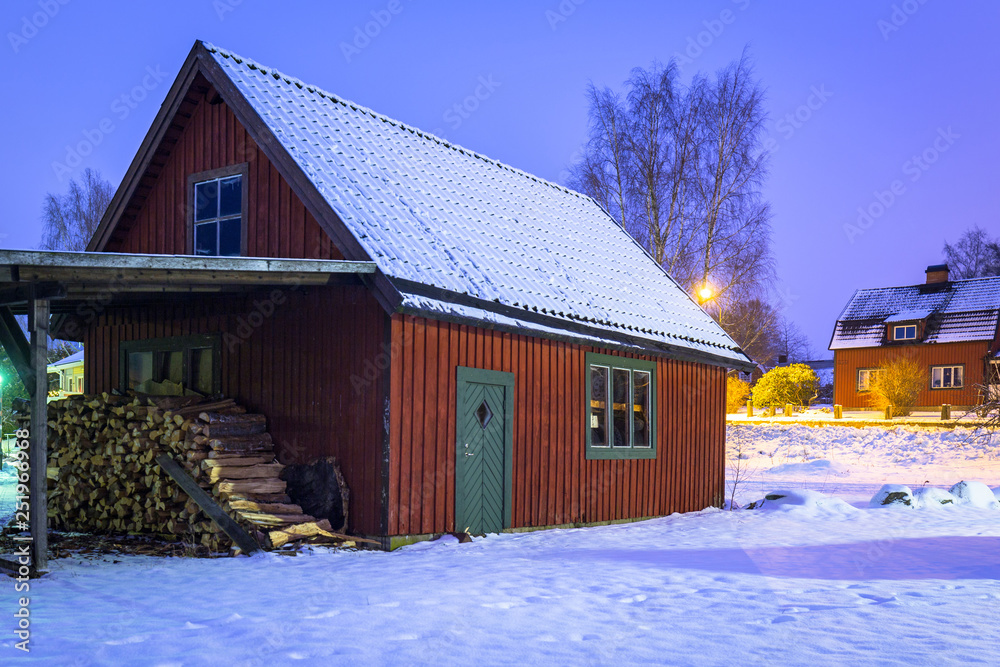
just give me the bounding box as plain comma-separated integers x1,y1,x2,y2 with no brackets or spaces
45,393,359,551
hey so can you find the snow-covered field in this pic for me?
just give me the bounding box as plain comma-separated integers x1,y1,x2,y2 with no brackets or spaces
2,424,999,665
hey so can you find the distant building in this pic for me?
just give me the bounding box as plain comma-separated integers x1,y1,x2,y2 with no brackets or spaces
48,349,84,397
829,265,1000,408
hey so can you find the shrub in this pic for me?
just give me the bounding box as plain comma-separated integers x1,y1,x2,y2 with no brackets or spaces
751,364,819,408
726,376,751,413
869,358,926,416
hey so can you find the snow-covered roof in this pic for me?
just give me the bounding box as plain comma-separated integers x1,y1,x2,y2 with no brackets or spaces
48,349,84,370
830,275,1000,350
199,43,750,368
884,309,933,323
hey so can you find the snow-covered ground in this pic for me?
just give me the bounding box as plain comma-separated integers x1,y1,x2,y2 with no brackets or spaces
2,424,999,664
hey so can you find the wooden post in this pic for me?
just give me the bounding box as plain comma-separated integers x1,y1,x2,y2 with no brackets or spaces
746,400,753,417
833,404,843,420
940,404,950,420
784,403,794,417
883,405,893,420
28,296,49,572
766,406,776,418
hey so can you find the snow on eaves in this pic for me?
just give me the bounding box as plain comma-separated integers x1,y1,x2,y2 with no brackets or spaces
201,43,750,368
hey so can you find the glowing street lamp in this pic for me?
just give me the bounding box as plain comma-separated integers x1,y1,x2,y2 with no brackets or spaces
697,284,714,304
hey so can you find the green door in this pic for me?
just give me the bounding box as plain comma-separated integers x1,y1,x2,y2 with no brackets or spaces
456,367,514,535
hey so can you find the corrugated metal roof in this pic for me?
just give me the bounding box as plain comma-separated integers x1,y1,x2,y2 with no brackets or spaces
204,43,750,367
830,275,1000,350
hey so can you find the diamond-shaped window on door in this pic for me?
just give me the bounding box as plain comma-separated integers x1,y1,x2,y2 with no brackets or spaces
475,400,493,429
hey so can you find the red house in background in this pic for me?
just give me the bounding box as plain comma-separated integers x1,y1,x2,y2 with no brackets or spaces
830,264,1000,409
0,41,755,546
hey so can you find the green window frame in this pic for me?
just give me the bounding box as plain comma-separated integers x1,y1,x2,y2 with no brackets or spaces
585,352,656,460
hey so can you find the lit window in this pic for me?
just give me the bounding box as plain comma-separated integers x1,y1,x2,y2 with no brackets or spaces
893,325,917,341
193,174,243,256
857,368,883,392
930,365,964,389
586,353,656,460
121,335,220,396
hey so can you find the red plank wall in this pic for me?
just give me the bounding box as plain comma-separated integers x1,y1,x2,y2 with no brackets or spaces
833,341,989,408
82,287,388,535
104,85,341,260
387,314,727,537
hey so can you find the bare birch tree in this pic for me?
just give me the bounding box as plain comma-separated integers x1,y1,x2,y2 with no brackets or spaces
942,226,1000,279
569,48,776,357
41,168,114,251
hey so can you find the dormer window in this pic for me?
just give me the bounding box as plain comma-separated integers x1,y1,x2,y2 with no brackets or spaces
893,324,917,341
188,165,247,256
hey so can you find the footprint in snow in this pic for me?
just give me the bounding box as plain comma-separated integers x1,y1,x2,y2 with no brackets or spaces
620,594,648,604
183,621,208,630
770,615,798,623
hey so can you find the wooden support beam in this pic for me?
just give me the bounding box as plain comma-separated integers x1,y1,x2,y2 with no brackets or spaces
28,296,48,572
0,306,33,395
154,453,262,554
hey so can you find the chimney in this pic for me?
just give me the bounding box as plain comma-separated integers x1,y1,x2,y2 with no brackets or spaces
925,264,950,284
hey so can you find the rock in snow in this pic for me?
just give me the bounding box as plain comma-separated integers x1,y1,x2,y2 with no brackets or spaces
746,489,857,513
870,484,916,508
912,486,958,507
948,481,1000,509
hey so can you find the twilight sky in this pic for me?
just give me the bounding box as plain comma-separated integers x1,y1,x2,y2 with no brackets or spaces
1,0,997,356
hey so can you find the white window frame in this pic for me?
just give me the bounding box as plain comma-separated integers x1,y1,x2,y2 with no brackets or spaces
857,368,882,392
893,324,917,341
930,365,964,389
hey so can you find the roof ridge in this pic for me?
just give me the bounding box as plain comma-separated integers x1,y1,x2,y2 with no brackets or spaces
200,41,590,203
853,273,1000,294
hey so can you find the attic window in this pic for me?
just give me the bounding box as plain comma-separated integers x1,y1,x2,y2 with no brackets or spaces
893,325,917,341
188,164,248,256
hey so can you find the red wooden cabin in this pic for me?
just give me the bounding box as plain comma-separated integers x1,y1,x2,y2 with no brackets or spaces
26,42,754,546
830,265,1000,410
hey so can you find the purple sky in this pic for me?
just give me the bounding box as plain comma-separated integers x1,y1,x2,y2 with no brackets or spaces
2,1,997,356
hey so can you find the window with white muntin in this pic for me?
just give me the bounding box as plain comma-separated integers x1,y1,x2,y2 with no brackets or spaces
586,353,656,460
930,365,963,389
857,368,882,392
190,166,246,256
893,324,917,341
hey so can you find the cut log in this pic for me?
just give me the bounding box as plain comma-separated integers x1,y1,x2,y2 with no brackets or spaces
201,455,274,468
208,433,273,453
207,463,284,483
236,511,316,525
226,500,307,514
216,478,287,495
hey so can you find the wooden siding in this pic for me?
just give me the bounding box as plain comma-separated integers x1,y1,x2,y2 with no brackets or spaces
82,287,387,535
387,314,726,536
104,84,342,260
833,341,990,408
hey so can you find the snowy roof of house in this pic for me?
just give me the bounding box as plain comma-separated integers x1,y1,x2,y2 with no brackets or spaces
48,349,84,370
187,43,750,368
830,275,1000,350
